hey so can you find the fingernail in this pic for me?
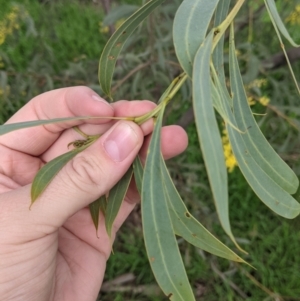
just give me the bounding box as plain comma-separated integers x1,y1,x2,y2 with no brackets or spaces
103,122,138,162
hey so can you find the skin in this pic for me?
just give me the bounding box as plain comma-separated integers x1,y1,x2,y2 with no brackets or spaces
0,86,188,301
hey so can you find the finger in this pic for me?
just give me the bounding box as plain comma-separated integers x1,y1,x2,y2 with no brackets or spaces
125,125,188,205
53,199,135,300
60,195,136,258
112,100,156,134
58,126,188,255
0,144,43,186
140,125,188,163
0,174,20,193
41,100,156,162
0,121,144,244
53,124,188,256
0,86,113,156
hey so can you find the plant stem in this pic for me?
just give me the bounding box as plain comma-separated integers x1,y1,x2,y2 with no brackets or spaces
212,0,246,51
73,126,90,138
264,0,300,96
162,73,188,106
134,73,188,125
70,73,187,143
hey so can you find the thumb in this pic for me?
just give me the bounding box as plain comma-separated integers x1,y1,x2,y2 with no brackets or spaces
0,121,143,238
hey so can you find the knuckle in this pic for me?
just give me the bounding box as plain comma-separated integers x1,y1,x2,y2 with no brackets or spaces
66,154,104,192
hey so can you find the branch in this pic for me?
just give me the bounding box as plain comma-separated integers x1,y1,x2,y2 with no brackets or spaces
100,0,115,35
262,47,300,70
100,0,110,14
111,61,152,93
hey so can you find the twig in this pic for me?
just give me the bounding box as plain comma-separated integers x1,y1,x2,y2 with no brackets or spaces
211,262,248,299
240,268,284,301
111,61,152,93
99,0,115,34
101,273,135,291
6,59,179,94
262,48,300,70
267,104,300,131
100,273,162,297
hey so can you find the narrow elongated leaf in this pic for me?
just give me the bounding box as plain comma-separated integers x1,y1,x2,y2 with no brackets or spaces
212,65,247,142
263,1,300,95
211,54,300,219
89,195,107,233
214,57,300,218
212,0,231,87
227,124,300,219
31,149,82,203
293,181,300,202
133,156,143,195
134,151,246,263
211,78,228,117
99,0,166,98
105,168,133,238
142,108,195,301
229,26,299,194
264,0,299,47
211,55,300,219
193,31,242,251
160,158,247,263
211,78,242,132
0,116,91,136
173,0,219,77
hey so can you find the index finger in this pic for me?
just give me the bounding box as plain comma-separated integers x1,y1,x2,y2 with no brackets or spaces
0,86,114,156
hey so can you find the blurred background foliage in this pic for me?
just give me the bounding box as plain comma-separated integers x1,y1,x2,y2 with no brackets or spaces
1,0,300,300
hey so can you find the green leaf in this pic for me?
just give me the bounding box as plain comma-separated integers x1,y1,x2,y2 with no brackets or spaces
0,117,92,136
98,0,166,98
133,156,143,195
31,149,82,204
193,31,243,252
134,150,246,263
142,108,195,301
173,0,219,77
229,25,299,194
89,195,107,233
263,1,300,95
105,167,133,238
212,47,300,219
293,180,300,202
212,0,231,87
264,0,299,47
211,77,242,133
227,123,300,219
211,46,300,219
160,158,247,263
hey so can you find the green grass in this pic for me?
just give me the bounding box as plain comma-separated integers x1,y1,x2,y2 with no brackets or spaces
0,0,108,71
1,1,300,300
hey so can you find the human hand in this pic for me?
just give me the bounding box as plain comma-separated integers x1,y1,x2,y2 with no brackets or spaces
0,86,188,301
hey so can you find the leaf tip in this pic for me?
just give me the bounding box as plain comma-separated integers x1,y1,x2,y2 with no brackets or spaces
29,192,38,210
232,239,248,255
91,219,99,234
30,189,38,207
